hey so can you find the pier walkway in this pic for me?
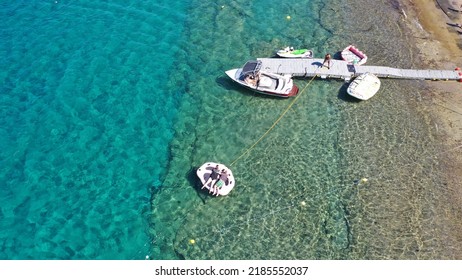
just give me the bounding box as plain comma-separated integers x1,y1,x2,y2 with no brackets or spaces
257,58,462,82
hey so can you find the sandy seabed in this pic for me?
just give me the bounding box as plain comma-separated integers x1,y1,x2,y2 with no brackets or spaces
401,0,462,257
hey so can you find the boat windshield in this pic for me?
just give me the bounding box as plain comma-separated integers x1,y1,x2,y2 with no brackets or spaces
241,60,262,78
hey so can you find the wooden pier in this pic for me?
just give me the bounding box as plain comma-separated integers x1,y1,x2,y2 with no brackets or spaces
257,58,462,82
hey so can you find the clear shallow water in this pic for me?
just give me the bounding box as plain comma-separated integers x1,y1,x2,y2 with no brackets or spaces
151,0,462,260
0,0,189,259
1,0,461,260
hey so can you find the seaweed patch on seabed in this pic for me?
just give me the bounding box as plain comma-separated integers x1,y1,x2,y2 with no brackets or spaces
389,0,402,10
317,1,336,35
389,0,409,20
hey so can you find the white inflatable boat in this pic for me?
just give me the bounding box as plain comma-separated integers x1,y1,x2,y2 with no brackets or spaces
197,162,235,196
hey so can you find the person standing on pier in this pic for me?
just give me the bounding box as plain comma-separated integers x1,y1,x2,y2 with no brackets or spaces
322,53,331,69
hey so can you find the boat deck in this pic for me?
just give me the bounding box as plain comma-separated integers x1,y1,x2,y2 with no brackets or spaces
258,58,462,82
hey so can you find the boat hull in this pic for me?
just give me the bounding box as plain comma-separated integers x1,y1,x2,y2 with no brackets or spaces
225,68,298,98
347,73,381,100
276,49,313,58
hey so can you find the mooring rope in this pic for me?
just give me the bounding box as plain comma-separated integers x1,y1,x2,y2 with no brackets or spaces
230,73,319,167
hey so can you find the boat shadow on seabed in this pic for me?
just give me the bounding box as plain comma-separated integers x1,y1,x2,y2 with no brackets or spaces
216,75,261,98
148,167,208,205
337,82,361,103
215,76,236,90
186,166,208,204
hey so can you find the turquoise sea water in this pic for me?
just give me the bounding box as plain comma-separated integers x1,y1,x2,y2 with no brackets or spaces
1,0,461,260
0,0,188,259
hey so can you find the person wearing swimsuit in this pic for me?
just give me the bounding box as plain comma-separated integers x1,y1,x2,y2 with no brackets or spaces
201,165,220,190
212,169,228,196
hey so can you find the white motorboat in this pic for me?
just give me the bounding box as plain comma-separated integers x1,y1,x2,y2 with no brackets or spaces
347,73,381,100
197,162,235,196
225,60,299,98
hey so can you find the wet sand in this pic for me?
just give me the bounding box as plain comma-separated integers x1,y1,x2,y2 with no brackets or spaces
402,0,462,257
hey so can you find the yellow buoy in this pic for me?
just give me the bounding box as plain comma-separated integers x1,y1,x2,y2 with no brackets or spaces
189,239,196,245
361,178,368,183
286,16,291,20
301,201,306,206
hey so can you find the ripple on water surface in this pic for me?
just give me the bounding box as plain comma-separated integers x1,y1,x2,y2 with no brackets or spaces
150,0,462,259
